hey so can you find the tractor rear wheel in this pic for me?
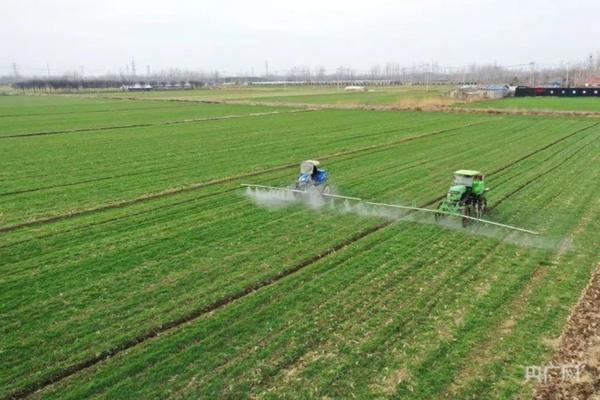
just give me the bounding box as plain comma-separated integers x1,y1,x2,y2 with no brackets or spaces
474,199,483,218
478,197,487,217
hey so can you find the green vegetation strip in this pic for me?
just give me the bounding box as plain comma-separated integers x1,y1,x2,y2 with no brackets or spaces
2,113,596,396
0,110,485,226
1,96,599,399
0,100,287,137
27,139,599,399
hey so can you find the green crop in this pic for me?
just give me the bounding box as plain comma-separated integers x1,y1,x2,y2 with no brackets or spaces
1,94,598,399
0,97,284,137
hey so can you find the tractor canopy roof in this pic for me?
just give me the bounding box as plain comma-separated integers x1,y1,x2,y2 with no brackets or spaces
300,160,320,174
454,169,483,177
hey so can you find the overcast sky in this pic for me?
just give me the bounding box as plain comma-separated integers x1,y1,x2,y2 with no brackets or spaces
2,0,599,76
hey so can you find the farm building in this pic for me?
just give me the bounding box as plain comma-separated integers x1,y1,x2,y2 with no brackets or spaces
120,83,153,92
153,82,193,90
120,82,193,91
451,84,510,100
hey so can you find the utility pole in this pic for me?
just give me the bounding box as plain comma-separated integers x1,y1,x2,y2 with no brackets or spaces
147,64,150,77
12,63,19,78
80,65,85,79
131,60,136,78
529,62,535,86
566,62,570,87
46,63,51,78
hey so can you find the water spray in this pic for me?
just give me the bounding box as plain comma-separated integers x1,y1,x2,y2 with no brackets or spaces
241,184,540,236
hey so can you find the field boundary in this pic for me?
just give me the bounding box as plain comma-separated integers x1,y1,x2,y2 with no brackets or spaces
206,100,600,118
4,129,592,400
456,106,600,118
533,263,600,399
80,94,600,117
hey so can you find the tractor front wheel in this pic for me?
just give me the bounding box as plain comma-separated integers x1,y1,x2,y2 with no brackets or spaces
462,206,472,227
434,202,445,222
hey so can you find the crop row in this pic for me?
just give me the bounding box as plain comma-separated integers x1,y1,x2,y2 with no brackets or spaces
0,99,286,137
0,110,485,225
0,96,188,117
25,135,599,399
1,113,597,397
1,116,591,251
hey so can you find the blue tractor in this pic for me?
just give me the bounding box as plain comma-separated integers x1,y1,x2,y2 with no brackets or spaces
295,160,330,194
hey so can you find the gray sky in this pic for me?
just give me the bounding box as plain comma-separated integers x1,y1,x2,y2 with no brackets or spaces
2,0,599,76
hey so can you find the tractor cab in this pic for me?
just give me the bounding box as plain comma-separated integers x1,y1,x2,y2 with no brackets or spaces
296,160,329,192
449,170,485,198
438,169,489,225
453,170,484,186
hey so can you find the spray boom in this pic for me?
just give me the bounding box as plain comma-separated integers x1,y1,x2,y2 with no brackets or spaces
241,184,539,235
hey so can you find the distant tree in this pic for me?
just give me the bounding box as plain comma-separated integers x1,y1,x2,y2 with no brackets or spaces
370,65,381,79
315,66,326,81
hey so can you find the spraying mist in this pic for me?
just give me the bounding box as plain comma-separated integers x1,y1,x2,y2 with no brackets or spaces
243,187,570,251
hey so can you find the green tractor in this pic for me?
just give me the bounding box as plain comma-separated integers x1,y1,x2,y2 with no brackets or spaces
435,170,488,227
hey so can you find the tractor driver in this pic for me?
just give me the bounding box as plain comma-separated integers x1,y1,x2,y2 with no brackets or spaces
311,165,319,182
